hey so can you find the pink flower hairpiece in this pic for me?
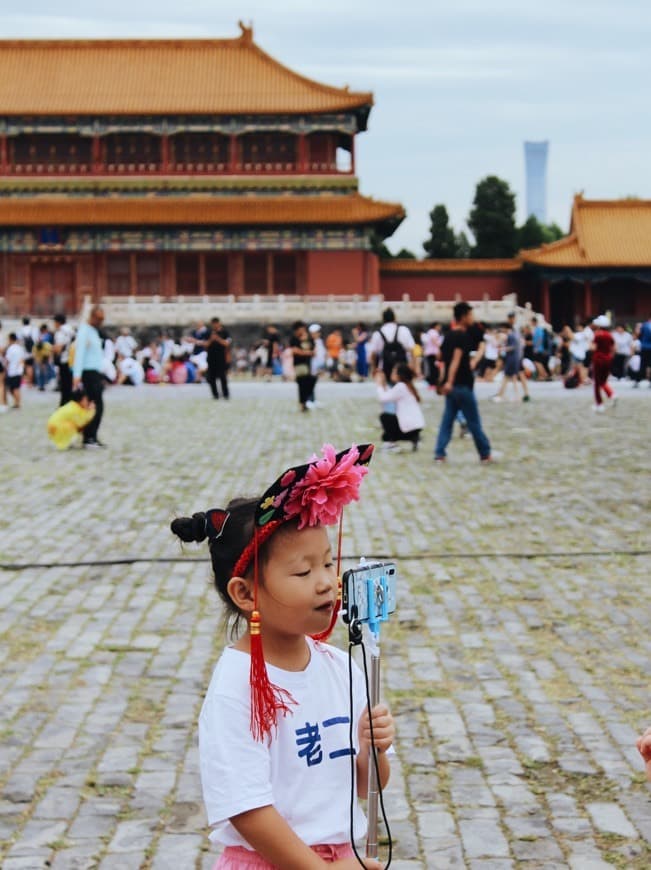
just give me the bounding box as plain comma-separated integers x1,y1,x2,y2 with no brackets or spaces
255,443,373,529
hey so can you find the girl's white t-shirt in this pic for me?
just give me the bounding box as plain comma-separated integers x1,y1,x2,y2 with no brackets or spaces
199,637,368,849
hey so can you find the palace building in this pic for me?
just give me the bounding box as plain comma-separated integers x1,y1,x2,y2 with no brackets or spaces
1,29,649,328
0,25,404,316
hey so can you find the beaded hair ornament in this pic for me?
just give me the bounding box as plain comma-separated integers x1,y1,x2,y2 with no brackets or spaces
208,443,374,742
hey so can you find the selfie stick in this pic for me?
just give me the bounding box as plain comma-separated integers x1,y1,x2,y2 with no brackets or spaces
364,563,390,860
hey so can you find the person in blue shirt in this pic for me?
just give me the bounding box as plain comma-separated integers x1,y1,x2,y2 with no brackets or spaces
639,315,651,385
72,305,107,448
531,316,552,380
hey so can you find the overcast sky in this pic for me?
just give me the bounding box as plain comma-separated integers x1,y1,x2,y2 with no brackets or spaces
3,1,651,254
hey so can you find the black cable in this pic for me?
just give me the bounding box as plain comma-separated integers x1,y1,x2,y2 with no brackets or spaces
348,638,392,868
358,639,392,869
2,548,650,571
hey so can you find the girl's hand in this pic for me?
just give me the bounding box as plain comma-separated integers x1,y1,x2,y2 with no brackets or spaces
636,727,651,780
358,704,395,755
332,858,383,869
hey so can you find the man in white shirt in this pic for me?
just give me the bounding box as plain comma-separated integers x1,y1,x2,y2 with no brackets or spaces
368,308,415,377
612,325,633,380
115,327,138,359
117,355,145,386
4,333,26,409
0,321,7,412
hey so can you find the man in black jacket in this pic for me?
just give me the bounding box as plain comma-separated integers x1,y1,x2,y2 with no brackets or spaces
206,317,231,400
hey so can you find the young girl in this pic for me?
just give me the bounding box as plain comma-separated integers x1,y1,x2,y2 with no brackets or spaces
374,363,425,451
46,387,96,450
172,444,393,869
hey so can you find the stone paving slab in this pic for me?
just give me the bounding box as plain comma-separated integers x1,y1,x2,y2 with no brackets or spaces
1,378,651,868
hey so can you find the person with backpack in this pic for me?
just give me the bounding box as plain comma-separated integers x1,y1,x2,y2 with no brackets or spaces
531,316,552,380
368,308,415,378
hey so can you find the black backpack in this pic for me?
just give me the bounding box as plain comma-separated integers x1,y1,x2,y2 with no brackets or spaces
380,324,407,376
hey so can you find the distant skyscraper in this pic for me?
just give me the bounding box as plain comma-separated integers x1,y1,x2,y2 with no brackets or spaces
524,141,548,224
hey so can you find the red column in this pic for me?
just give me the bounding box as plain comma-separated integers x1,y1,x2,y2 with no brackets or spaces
130,253,138,296
583,280,593,322
162,253,175,296
199,254,206,296
0,134,7,173
92,136,102,173
161,135,170,173
541,279,550,322
298,134,307,173
229,135,238,173
229,252,244,295
266,253,274,295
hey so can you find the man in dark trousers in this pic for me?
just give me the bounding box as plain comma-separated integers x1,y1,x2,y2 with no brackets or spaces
53,313,74,405
206,317,231,399
72,305,107,447
434,302,493,463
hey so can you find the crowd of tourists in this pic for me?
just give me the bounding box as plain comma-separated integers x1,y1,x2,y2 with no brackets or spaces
0,307,649,451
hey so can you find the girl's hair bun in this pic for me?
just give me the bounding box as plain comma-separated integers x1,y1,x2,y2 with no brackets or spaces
171,512,207,543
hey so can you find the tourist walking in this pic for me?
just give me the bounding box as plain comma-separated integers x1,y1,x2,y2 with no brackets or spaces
4,333,26,410
325,328,343,377
72,305,107,447
53,313,74,405
352,322,369,378
639,313,651,385
569,323,591,384
493,312,530,402
591,315,616,412
612,325,633,380
261,323,281,378
434,302,493,463
368,308,415,377
422,322,442,386
206,317,231,400
290,321,315,412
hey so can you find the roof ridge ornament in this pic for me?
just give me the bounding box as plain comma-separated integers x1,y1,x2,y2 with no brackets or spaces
238,21,254,45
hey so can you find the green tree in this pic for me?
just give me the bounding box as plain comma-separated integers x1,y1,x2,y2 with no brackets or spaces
518,214,546,250
395,247,416,259
423,204,458,258
370,233,394,259
455,231,471,258
543,222,564,243
468,176,518,258
517,216,565,251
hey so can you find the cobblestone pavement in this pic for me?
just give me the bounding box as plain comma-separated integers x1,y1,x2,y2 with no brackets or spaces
1,377,651,869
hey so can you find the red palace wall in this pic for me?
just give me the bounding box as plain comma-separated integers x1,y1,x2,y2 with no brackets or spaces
379,269,525,303
305,250,379,296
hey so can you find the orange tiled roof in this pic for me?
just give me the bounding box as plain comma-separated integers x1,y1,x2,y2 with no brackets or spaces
521,195,651,268
0,26,373,116
0,193,404,228
381,258,521,273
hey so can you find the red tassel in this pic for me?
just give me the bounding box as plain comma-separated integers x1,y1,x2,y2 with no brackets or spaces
249,610,296,742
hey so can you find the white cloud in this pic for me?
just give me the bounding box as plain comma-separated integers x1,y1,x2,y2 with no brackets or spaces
1,0,650,253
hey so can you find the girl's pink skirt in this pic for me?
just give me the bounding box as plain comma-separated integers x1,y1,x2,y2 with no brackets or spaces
213,842,355,868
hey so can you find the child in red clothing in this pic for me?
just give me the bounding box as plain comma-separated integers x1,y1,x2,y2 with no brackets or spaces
591,315,616,412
